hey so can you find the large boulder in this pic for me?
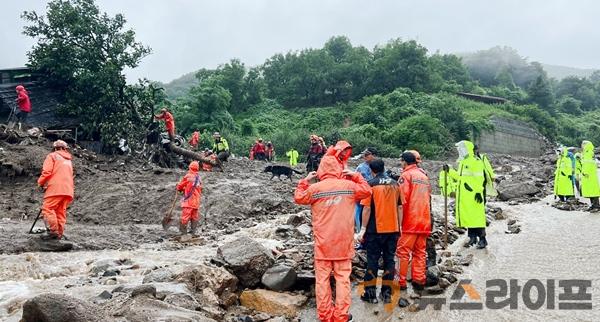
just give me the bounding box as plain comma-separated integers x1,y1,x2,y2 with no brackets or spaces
217,236,275,287
497,181,541,201
176,263,238,296
22,293,111,322
240,289,307,318
261,265,297,291
109,293,215,322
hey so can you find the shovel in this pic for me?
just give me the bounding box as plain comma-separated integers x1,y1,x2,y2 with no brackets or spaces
28,208,44,234
161,190,179,230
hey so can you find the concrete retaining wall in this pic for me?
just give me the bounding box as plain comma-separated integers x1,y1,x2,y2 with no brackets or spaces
476,116,547,157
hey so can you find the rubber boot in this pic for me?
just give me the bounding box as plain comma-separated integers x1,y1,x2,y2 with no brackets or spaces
189,220,199,236
476,236,488,249
179,222,188,235
360,287,378,304
463,236,477,248
40,231,59,240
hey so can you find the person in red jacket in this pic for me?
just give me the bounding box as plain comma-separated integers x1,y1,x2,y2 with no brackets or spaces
294,155,372,322
396,151,431,300
37,140,74,240
176,161,202,235
14,85,31,130
252,139,267,161
188,130,200,150
154,108,176,139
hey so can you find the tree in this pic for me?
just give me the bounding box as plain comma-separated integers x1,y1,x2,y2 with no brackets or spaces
528,75,555,113
22,0,153,147
368,39,432,94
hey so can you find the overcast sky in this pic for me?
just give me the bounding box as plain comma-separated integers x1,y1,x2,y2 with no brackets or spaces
1,0,599,83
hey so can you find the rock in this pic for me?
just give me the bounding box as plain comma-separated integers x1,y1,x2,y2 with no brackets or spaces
262,265,297,291
458,254,474,266
131,285,156,298
97,290,113,300
398,298,410,308
163,293,200,311
295,224,312,236
275,225,293,237
109,292,216,322
102,269,120,277
407,303,420,312
266,317,288,322
497,181,541,201
425,285,445,295
102,277,117,285
176,263,238,296
438,278,451,289
507,219,517,226
217,236,275,287
90,259,116,275
22,293,111,322
240,289,307,318
142,267,175,284
441,272,457,284
295,271,315,290
253,312,272,321
32,239,74,252
286,214,305,226
426,265,441,279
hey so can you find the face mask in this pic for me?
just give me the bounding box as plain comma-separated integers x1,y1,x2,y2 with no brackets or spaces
456,142,469,161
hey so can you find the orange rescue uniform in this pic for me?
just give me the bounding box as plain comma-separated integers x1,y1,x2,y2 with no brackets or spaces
176,162,202,225
37,149,74,238
155,111,176,138
326,140,352,171
188,131,200,148
294,155,371,322
397,164,431,287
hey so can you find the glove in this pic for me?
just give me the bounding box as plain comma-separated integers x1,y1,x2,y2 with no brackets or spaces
38,185,45,193
474,193,483,204
354,227,366,244
561,172,566,176
464,183,473,192
443,164,450,172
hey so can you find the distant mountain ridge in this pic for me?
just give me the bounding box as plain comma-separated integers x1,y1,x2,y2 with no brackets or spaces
542,63,597,80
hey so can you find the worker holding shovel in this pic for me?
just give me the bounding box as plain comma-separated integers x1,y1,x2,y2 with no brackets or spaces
175,161,203,235
37,140,74,240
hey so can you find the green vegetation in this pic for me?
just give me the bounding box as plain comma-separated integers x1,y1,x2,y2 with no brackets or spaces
22,0,165,149
167,39,599,159
22,0,600,158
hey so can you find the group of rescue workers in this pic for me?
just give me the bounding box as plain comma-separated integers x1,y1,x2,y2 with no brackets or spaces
292,139,499,321
250,139,275,161
17,83,600,322
554,142,600,210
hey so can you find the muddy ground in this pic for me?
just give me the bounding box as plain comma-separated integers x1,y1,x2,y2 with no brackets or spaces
0,128,567,321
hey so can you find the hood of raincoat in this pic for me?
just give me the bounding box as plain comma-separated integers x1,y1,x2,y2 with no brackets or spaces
326,140,352,162
317,155,342,180
455,140,474,161
582,141,594,154
188,161,200,172
15,85,26,92
54,149,72,160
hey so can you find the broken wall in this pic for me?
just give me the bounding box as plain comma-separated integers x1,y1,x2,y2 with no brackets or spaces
476,116,548,157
